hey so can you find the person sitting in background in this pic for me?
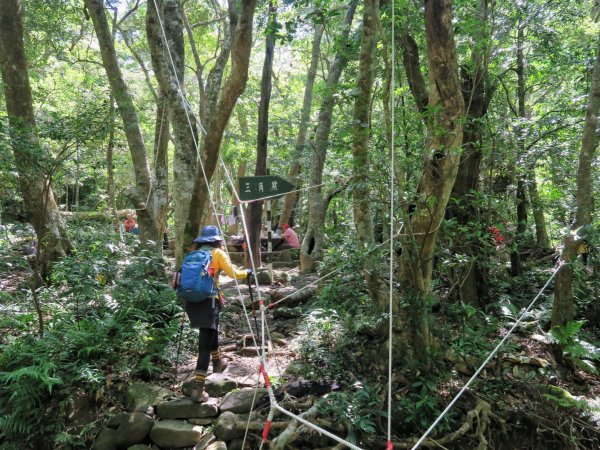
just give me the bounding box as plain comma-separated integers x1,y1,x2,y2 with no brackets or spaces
124,214,137,233
282,223,300,249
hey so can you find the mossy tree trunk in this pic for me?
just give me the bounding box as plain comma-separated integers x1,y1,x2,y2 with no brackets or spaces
397,0,465,372
0,0,72,280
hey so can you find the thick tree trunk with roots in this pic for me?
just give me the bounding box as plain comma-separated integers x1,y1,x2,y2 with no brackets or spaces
147,0,196,261
552,32,600,328
183,0,257,251
0,0,71,279
300,0,358,274
85,0,161,247
398,0,464,371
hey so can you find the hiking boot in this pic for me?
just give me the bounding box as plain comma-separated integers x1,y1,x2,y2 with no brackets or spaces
212,357,229,373
190,381,209,403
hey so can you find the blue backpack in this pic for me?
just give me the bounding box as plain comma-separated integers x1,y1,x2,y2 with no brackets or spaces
177,250,217,303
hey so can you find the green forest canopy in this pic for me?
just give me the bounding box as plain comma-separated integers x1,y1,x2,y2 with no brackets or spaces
1,0,599,448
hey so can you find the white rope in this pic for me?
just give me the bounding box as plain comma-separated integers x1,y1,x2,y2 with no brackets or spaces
387,0,396,445
410,261,564,449
274,404,364,450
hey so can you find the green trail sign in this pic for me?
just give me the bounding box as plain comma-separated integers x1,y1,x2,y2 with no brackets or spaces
238,175,295,201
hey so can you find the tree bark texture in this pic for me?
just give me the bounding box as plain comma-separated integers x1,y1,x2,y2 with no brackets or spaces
398,0,464,370
183,0,257,251
351,0,389,313
153,92,170,237
528,171,550,248
107,94,119,231
146,0,197,261
351,0,378,250
300,0,358,273
446,0,492,307
247,1,276,269
552,32,600,328
401,32,429,116
278,24,324,230
0,0,71,278
84,0,160,246
511,19,528,276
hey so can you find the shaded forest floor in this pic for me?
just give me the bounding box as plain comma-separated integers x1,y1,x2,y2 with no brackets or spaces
0,223,599,449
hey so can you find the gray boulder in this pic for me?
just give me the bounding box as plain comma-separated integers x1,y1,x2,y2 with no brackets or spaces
213,411,245,440
188,417,215,426
219,388,268,414
125,383,176,412
255,269,272,285
91,428,118,450
106,412,154,448
206,441,228,450
149,420,203,448
156,397,219,419
206,373,237,397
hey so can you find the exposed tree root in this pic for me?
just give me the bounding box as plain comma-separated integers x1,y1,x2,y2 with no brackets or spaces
375,399,504,449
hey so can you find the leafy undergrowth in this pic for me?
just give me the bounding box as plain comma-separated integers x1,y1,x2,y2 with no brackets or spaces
1,223,599,449
287,248,600,449
0,222,180,449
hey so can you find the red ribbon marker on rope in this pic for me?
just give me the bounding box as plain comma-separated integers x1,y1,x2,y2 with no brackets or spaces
262,420,272,442
387,440,393,450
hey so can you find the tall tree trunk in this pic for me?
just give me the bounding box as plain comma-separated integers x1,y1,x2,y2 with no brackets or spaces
300,0,358,273
247,1,276,269
153,93,170,237
183,0,257,250
107,94,119,231
511,18,527,276
278,24,324,230
552,32,600,328
528,172,550,248
0,0,71,279
398,0,464,371
84,0,160,247
230,161,246,235
146,0,196,261
400,32,429,116
351,0,385,308
380,17,405,200
446,0,492,307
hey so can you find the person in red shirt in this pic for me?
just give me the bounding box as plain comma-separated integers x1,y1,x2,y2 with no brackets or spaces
281,223,300,249
489,226,504,248
123,214,137,233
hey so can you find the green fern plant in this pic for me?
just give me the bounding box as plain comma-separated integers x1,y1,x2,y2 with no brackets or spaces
550,321,599,375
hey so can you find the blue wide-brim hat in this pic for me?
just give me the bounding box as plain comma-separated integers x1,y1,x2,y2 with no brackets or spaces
194,225,223,243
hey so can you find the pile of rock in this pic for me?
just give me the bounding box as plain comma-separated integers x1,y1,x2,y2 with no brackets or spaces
91,374,269,450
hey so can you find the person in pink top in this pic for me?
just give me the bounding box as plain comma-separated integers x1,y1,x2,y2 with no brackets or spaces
282,223,300,249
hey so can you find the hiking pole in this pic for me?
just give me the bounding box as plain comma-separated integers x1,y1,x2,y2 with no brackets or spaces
173,313,186,385
247,275,261,338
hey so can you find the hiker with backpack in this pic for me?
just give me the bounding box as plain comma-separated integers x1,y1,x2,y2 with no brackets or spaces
173,225,251,403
